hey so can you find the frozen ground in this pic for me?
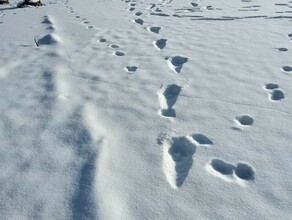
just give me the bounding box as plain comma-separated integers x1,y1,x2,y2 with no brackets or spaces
0,0,292,219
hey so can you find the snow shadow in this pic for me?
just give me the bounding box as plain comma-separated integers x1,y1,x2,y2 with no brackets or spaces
59,111,98,220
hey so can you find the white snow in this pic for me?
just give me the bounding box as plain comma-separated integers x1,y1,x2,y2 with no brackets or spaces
1,0,292,219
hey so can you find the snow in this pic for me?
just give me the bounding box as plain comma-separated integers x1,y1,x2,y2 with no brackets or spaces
0,0,292,219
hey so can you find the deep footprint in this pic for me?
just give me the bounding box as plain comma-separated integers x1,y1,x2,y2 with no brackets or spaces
133,18,144,25
125,66,137,72
162,136,196,188
99,38,107,43
208,159,255,182
269,89,285,101
191,134,213,146
210,159,234,175
148,26,161,34
135,12,143,16
166,56,188,73
115,51,125,56
154,39,167,50
109,44,119,48
157,84,181,117
235,115,254,126
277,47,288,52
234,163,255,180
282,66,292,72
264,83,278,90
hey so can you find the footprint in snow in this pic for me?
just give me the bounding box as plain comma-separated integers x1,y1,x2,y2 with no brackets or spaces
37,33,61,46
269,89,285,101
235,115,254,126
264,83,285,102
160,135,196,188
115,51,125,56
157,84,181,118
281,66,292,73
191,134,213,146
125,66,138,73
133,18,144,25
99,38,107,43
277,47,288,52
148,3,156,10
135,12,143,16
109,44,119,49
42,16,53,25
264,83,278,90
166,56,188,73
147,26,161,34
191,2,199,7
154,39,167,50
207,159,255,184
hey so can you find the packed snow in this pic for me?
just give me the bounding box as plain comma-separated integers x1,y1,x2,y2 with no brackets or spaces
0,0,292,219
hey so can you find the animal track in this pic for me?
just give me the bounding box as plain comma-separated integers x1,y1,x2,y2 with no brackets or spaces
264,83,285,102
269,89,285,101
166,56,188,73
264,83,278,90
109,44,119,48
154,39,167,50
191,134,213,146
234,163,255,181
37,33,61,46
210,159,234,175
125,66,137,72
148,3,156,10
207,159,255,184
191,2,199,7
157,84,181,118
282,66,292,72
99,38,107,43
115,51,125,56
133,18,144,25
42,16,53,25
235,115,254,126
147,26,161,34
277,47,288,52
135,12,143,16
161,136,196,188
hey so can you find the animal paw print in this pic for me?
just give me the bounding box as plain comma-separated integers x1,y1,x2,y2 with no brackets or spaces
206,159,255,185
264,83,285,101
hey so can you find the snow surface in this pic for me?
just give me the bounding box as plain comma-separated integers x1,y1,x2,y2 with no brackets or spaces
0,0,292,219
